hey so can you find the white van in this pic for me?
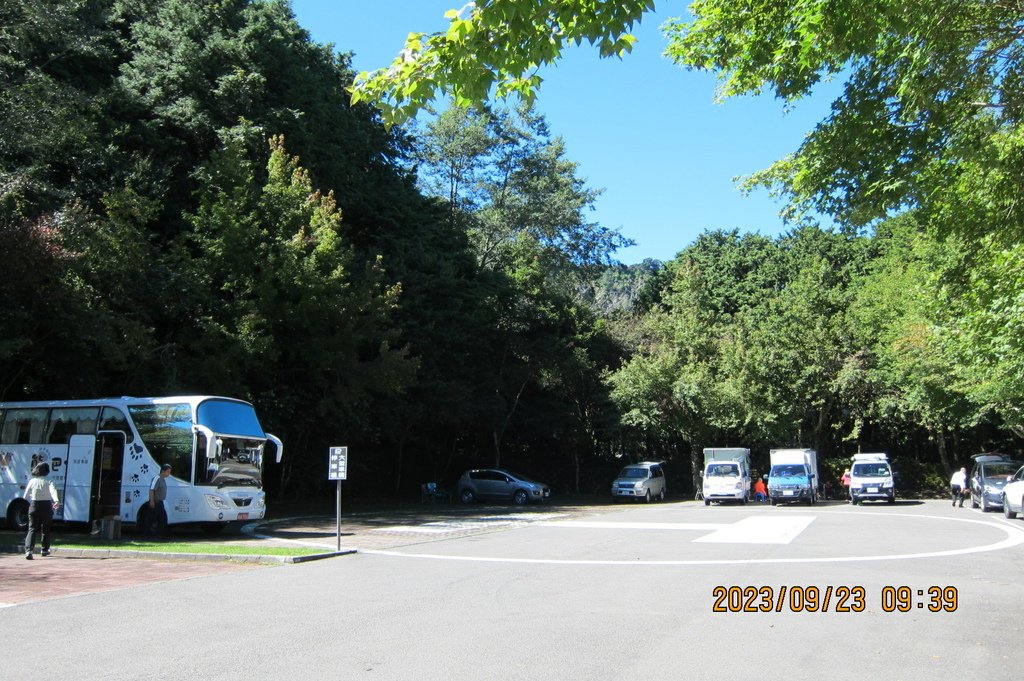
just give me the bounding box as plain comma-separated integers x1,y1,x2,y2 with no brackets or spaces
849,453,895,504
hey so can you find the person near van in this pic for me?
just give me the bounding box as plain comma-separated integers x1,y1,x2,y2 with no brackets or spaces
24,462,61,559
841,469,852,499
950,467,968,507
148,463,172,535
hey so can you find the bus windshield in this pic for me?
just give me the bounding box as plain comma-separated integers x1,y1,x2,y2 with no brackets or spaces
196,399,266,437
195,399,266,488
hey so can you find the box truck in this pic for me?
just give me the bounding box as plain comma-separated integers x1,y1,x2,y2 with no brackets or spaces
702,448,751,505
768,448,818,505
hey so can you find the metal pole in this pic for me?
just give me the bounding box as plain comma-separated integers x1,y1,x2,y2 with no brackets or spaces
336,478,342,552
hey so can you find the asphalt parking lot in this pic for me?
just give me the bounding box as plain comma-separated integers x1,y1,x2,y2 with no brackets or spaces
3,498,1021,608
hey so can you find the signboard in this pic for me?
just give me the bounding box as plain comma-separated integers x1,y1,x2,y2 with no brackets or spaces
328,446,348,480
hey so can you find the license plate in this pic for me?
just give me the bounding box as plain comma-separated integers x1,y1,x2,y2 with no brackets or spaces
783,490,794,496
867,488,878,493
237,513,249,520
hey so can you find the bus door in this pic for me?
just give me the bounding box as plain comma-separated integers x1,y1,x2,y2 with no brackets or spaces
63,434,97,522
95,431,126,520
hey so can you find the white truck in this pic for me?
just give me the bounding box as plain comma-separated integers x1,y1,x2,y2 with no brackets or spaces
768,448,819,505
702,447,751,505
849,452,896,504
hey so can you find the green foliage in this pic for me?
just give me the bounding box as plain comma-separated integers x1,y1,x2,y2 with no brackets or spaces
350,0,654,126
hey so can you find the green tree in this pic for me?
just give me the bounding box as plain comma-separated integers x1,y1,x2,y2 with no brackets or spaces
176,130,415,494
350,0,655,126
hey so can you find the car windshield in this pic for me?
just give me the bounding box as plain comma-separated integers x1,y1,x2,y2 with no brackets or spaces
619,467,647,479
852,463,890,477
771,465,806,477
983,463,1019,478
708,464,738,476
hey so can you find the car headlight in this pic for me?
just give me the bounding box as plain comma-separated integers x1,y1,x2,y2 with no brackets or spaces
984,484,998,494
204,494,231,510
634,482,644,489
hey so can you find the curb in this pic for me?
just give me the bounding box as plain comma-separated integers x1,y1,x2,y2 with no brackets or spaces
2,544,355,564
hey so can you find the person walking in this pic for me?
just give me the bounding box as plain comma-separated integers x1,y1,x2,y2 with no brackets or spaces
147,463,172,535
841,469,852,501
24,462,61,559
950,466,968,507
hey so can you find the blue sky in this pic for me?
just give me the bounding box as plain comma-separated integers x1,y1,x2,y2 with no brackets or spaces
290,1,840,265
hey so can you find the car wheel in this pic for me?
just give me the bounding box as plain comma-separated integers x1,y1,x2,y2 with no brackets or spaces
643,490,651,503
741,495,748,505
512,489,529,505
459,489,475,504
979,496,988,512
658,489,666,502
704,499,710,506
1003,495,1015,519
887,495,895,504
6,499,29,531
769,498,776,506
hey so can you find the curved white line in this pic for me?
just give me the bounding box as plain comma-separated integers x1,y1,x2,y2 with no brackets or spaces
359,511,1024,566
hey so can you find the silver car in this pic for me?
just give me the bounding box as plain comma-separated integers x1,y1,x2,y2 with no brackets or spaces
611,462,666,502
1002,465,1024,519
457,469,550,505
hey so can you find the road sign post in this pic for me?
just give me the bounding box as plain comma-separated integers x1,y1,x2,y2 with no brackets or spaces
328,447,348,552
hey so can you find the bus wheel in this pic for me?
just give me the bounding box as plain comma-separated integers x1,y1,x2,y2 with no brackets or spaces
7,500,28,531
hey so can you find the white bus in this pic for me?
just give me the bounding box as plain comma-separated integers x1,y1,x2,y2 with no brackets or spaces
0,396,282,533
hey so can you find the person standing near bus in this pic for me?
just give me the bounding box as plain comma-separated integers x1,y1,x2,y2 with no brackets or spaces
24,462,61,559
148,463,172,535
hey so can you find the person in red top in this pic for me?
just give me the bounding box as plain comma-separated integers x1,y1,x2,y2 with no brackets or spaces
753,477,767,502
841,469,852,500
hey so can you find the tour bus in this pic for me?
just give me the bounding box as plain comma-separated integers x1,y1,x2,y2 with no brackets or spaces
0,396,282,533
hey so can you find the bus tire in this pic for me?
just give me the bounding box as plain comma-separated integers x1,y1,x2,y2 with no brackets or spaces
7,499,29,531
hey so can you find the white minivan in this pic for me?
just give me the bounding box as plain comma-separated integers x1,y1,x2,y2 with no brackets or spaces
611,461,666,502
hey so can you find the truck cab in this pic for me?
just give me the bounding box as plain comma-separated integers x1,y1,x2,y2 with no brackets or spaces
702,458,750,505
767,448,818,506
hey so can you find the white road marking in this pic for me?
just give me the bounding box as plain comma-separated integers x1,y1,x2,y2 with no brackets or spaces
540,521,724,531
694,516,815,544
374,512,570,534
362,512,1024,566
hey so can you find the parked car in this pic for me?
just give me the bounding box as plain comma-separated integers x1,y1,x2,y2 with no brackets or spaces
969,454,1022,511
611,461,666,502
1002,465,1024,519
457,469,550,505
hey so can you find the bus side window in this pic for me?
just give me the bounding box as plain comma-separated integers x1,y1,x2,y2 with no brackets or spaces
1,409,48,444
99,407,133,443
